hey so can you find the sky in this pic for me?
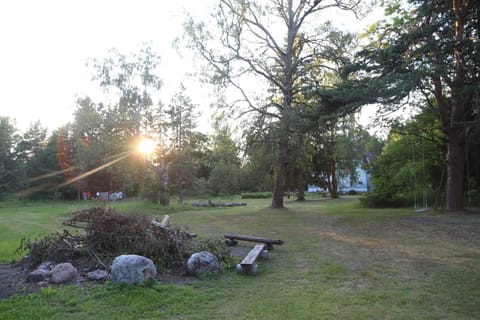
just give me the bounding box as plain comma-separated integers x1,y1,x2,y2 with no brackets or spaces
0,0,383,134
0,0,215,131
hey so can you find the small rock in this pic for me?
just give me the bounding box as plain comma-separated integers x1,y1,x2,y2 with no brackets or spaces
21,255,31,271
38,261,56,271
110,254,157,285
27,269,52,283
87,269,109,281
187,251,220,277
51,263,78,284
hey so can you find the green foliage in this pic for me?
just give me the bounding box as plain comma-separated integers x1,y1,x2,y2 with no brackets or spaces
241,192,272,199
16,231,76,269
192,177,210,197
184,0,367,208
162,84,202,203
360,132,415,207
208,160,240,196
336,119,383,180
352,0,480,210
208,123,241,196
360,190,410,208
139,165,163,203
361,107,444,208
75,45,164,197
307,116,339,198
0,117,21,199
15,121,49,198
240,125,276,193
192,237,235,269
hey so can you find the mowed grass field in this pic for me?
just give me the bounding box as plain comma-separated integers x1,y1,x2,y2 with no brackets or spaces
1,195,480,319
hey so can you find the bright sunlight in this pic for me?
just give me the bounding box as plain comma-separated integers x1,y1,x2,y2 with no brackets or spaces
138,138,156,154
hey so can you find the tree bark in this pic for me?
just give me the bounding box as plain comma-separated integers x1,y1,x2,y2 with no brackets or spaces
296,188,306,201
178,176,184,204
446,134,465,211
272,132,288,208
444,0,468,211
329,159,339,198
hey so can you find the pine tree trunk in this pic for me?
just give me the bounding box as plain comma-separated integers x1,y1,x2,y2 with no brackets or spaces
445,0,467,211
446,127,465,211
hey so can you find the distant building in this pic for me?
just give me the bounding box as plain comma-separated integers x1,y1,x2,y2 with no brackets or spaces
308,152,375,194
337,166,371,193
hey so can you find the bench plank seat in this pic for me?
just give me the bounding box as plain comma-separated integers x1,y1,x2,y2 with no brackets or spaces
241,244,266,266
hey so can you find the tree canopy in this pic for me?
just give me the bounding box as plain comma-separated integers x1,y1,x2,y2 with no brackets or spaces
184,0,368,208
345,0,480,211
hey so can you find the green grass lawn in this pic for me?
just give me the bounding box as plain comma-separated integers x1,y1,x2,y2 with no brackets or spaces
1,195,480,319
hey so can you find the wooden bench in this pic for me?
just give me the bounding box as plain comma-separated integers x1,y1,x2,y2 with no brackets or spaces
224,233,284,250
236,244,269,276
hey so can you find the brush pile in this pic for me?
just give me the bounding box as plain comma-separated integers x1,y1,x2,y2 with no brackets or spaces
16,207,230,273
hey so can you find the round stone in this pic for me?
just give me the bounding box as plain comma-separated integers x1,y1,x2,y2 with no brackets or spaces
186,251,220,277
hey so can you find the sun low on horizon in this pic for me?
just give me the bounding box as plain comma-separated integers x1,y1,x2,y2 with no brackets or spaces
137,137,157,155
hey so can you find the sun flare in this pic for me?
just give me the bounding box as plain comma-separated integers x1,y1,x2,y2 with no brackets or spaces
138,138,156,154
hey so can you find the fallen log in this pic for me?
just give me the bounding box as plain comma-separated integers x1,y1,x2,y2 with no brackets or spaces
191,201,247,207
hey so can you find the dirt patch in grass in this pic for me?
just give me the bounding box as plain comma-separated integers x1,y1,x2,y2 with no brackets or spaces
0,264,38,301
0,244,251,302
0,262,198,302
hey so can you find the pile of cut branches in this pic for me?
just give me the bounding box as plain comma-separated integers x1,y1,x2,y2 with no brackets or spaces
16,207,231,273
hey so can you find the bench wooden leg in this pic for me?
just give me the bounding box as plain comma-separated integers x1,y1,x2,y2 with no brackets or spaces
236,263,259,276
225,239,238,246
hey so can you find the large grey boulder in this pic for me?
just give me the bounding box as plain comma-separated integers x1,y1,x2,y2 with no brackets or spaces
51,263,78,284
110,255,157,285
187,251,220,277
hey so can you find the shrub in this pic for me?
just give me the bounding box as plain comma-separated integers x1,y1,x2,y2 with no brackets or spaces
359,192,410,208
241,192,272,199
